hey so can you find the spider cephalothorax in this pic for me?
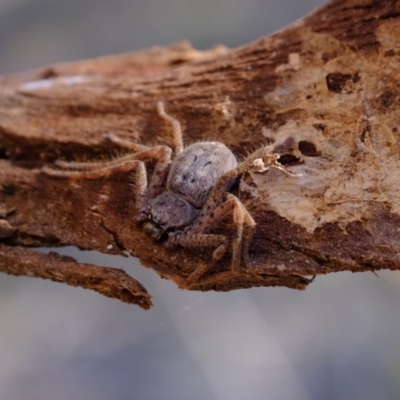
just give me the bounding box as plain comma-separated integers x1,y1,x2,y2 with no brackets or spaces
143,192,198,241
43,102,298,288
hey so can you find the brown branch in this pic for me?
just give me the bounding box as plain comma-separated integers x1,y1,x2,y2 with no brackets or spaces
1,0,400,308
0,244,152,309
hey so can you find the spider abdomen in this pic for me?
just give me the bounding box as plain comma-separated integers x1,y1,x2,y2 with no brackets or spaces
167,142,237,208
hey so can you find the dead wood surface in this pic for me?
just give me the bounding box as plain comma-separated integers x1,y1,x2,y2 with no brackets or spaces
1,0,400,308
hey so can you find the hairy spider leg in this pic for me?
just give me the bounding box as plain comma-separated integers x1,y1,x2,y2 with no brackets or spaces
53,149,151,171
191,169,256,268
230,195,256,268
194,169,239,225
104,132,150,152
172,232,229,287
42,146,172,216
237,146,301,177
166,193,255,288
157,101,184,154
105,103,183,155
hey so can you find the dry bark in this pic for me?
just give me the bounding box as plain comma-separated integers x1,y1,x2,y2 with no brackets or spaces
1,0,400,308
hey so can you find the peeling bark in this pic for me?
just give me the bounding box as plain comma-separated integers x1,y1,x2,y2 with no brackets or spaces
1,0,400,308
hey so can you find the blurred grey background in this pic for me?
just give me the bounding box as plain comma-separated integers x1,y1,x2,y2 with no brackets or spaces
2,0,400,399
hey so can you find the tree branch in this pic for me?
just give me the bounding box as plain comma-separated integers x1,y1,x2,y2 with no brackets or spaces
0,244,152,309
1,0,400,308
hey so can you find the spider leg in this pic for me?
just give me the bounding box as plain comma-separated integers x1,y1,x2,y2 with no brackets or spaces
105,102,184,155
50,133,152,173
238,146,301,177
172,233,229,287
42,146,172,215
104,132,150,152
171,193,255,288
235,198,256,267
157,101,184,155
194,169,239,226
53,151,150,171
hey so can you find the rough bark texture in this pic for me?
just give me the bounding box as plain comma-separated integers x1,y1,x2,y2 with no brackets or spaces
0,244,152,309
1,0,400,308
